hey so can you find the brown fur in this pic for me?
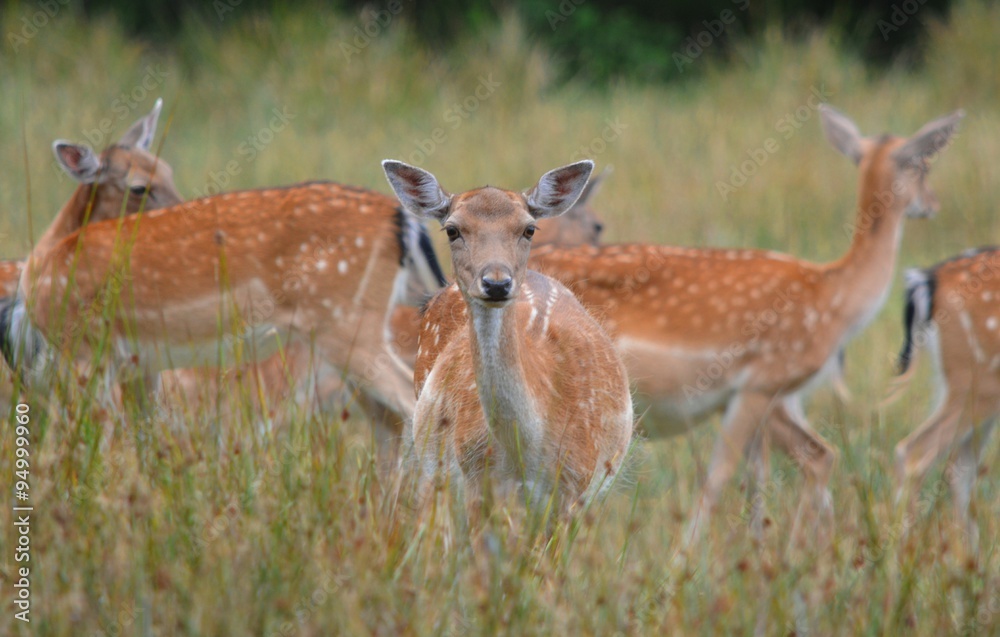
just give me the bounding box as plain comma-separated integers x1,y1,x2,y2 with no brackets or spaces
0,260,23,297
508,107,963,545
382,160,632,514
20,182,418,422
895,247,1000,548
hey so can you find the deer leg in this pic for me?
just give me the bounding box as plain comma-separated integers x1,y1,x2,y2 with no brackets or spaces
118,367,161,422
946,416,996,551
894,394,966,505
355,341,416,423
684,390,774,547
312,330,415,455
768,399,837,551
355,390,407,475
744,421,772,541
831,348,853,404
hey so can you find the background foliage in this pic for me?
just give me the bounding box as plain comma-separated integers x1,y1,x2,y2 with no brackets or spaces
67,0,953,83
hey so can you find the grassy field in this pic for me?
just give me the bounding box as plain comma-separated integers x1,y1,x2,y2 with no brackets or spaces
2,1,1000,634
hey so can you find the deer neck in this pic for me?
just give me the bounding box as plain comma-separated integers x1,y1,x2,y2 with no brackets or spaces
34,185,96,260
466,295,541,461
829,167,907,330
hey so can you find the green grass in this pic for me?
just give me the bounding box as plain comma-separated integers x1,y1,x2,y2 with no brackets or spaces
2,1,1000,634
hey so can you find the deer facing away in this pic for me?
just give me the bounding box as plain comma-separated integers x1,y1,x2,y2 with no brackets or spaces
525,106,964,546
893,245,1000,549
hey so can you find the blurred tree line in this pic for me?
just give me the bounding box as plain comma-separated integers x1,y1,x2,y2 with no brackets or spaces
75,0,951,83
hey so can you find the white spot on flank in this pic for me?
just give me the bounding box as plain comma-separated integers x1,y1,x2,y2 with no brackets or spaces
541,286,559,335
338,260,348,274
316,260,328,272
524,287,538,327
987,316,998,331
355,236,364,248
960,311,986,363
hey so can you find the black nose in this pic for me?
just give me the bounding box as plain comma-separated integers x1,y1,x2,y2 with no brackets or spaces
481,276,513,301
594,222,604,236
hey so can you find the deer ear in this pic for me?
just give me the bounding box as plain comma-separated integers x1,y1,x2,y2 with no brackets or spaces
525,160,594,219
118,98,163,150
574,165,610,208
819,104,865,165
382,160,452,221
52,141,101,183
893,110,965,167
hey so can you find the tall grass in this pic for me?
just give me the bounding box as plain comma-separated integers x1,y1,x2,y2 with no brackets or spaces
1,1,999,634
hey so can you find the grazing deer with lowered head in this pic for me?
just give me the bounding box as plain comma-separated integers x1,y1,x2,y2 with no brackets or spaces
382,159,634,517
893,246,1000,550
527,106,963,547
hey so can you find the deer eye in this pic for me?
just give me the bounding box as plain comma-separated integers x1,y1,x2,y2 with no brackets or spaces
445,226,460,241
523,225,536,240
129,184,149,196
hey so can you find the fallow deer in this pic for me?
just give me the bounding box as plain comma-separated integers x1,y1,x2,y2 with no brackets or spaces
387,166,609,372
383,159,634,516
530,166,607,248
27,99,182,265
523,106,964,546
313,168,611,453
0,101,182,401
893,247,1000,548
1,170,444,431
